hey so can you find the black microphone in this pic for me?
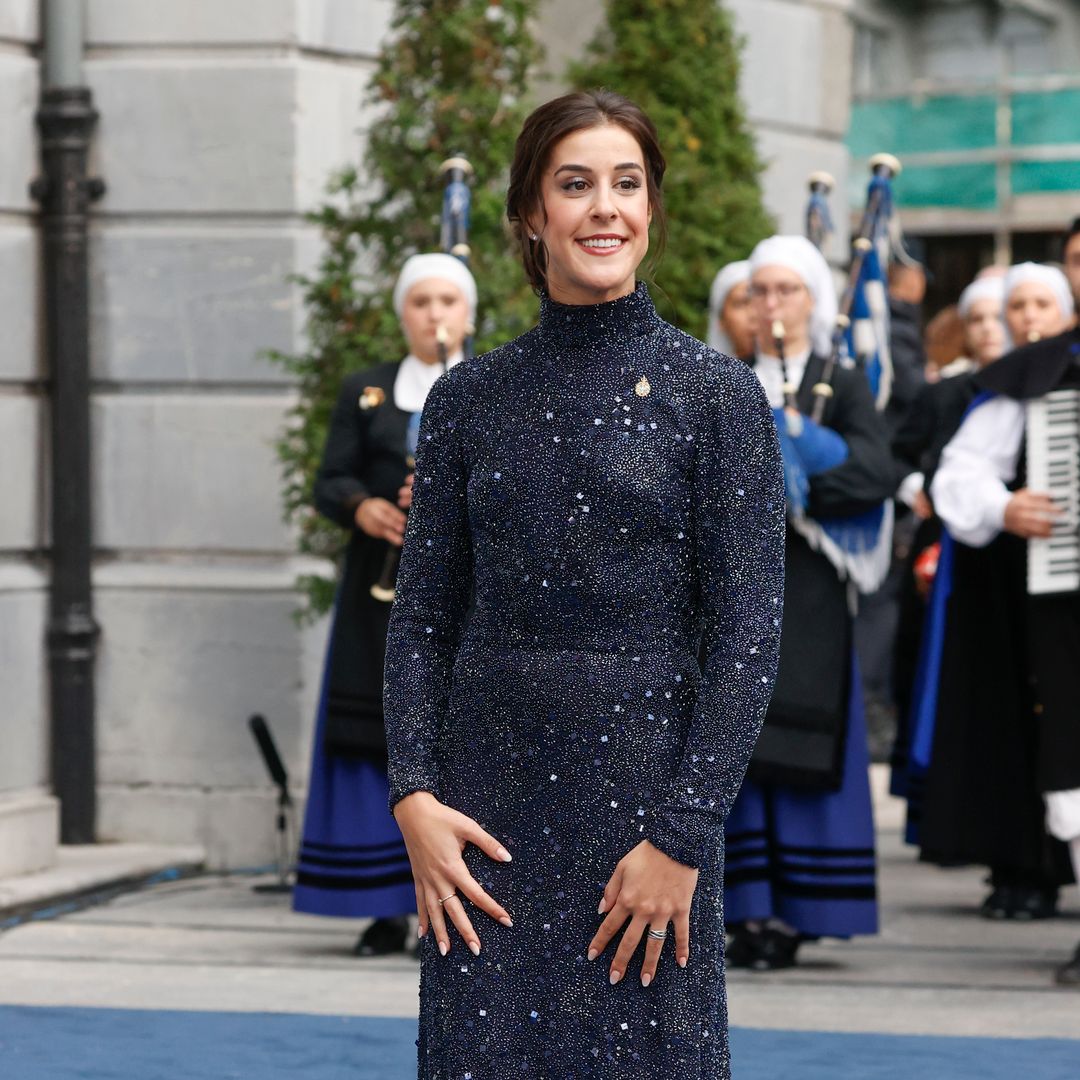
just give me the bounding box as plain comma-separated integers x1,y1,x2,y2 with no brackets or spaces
248,714,290,801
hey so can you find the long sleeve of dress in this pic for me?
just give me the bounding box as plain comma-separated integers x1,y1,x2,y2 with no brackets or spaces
314,376,371,529
807,371,897,519
382,375,473,810
930,395,1025,547
645,358,786,869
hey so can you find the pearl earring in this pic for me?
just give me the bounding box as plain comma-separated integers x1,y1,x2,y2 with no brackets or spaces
530,233,538,241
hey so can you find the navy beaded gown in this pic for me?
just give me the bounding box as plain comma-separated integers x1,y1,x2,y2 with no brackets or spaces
383,283,785,1080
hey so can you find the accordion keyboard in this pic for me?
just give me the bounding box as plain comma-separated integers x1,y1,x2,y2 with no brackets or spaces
1026,388,1080,595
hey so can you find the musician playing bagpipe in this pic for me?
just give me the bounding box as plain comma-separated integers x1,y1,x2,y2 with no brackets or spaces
293,253,477,955
909,250,1080,984
722,235,895,971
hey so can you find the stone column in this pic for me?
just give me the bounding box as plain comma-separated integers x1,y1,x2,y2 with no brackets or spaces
727,0,856,259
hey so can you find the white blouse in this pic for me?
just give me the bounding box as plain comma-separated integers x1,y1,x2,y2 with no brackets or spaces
930,396,1026,548
753,346,811,410
393,351,464,414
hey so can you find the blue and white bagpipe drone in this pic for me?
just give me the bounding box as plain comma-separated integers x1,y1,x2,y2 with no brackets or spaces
772,154,907,595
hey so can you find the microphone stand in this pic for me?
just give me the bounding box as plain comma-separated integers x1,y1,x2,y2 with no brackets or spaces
248,713,296,894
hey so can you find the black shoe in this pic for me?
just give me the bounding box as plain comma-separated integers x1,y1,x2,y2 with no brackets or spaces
1055,943,1080,987
748,928,801,972
1009,887,1058,921
725,925,762,969
979,886,1013,920
354,916,409,957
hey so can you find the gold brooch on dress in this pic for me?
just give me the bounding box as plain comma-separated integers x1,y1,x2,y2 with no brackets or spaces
634,376,651,398
358,386,386,410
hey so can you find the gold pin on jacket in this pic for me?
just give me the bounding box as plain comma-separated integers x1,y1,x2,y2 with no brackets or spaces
634,376,651,397
358,386,386,410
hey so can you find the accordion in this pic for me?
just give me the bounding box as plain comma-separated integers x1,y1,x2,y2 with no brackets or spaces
1026,388,1080,595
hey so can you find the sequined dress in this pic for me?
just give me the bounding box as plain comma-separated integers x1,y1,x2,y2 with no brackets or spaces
384,283,785,1079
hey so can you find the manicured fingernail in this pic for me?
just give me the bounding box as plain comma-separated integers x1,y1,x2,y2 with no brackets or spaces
641,973,652,987
417,926,424,939
438,941,448,957
597,899,607,915
499,916,513,928
469,941,481,957
609,969,622,985
678,956,688,968
497,847,512,862
587,948,598,962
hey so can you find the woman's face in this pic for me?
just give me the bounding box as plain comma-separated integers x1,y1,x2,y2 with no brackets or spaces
749,265,814,354
1005,282,1067,346
964,298,1006,367
533,123,651,306
720,281,757,358
400,278,470,363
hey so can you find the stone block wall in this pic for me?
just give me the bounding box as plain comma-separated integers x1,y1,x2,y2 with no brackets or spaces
0,0,56,877
80,0,392,867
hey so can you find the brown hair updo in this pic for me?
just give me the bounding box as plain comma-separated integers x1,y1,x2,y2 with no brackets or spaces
506,89,667,293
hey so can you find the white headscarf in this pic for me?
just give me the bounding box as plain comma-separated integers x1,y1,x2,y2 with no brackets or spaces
1003,262,1074,322
957,275,1005,320
393,253,478,322
748,235,838,356
707,260,751,354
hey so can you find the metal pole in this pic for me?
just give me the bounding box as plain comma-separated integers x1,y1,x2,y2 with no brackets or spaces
32,0,104,844
42,0,84,88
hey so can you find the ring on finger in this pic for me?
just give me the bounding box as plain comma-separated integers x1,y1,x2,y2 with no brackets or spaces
436,892,456,906
647,927,669,941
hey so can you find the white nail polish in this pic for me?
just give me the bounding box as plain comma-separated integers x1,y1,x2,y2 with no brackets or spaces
469,941,481,957
641,973,651,987
497,847,513,862
439,941,448,957
597,900,607,915
587,948,598,962
609,969,622,986
499,916,513,928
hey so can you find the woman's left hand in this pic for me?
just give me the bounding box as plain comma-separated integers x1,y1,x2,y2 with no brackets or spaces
587,840,698,987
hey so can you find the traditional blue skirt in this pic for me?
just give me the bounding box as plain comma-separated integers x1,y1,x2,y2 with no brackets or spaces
293,629,416,920
723,655,879,938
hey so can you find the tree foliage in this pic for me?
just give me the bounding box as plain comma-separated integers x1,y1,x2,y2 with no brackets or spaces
571,0,773,338
268,1,541,618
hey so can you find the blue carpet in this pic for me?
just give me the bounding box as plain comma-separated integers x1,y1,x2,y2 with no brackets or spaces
0,1006,1077,1079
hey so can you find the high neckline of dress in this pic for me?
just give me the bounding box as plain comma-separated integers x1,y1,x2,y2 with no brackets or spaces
537,281,660,349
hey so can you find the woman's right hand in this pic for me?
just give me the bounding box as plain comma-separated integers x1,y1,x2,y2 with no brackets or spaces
1003,488,1061,539
393,791,514,956
354,496,407,545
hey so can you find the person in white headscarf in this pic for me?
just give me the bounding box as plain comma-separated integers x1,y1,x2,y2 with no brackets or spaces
1002,262,1074,347
889,271,1007,826
707,260,756,358
293,253,477,957
722,235,894,972
912,261,1080,947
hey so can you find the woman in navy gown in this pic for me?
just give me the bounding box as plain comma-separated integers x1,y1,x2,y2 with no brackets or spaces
294,255,476,956
383,91,785,1079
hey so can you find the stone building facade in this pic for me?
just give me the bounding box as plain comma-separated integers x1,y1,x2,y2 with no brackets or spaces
1,0,863,875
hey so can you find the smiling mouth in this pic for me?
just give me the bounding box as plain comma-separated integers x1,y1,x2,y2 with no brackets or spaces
576,236,627,254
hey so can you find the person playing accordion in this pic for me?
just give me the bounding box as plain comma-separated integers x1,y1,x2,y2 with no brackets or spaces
928,256,1079,986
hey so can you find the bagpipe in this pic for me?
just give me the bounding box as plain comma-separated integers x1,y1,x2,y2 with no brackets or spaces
764,155,906,594
370,154,475,603
807,153,903,422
